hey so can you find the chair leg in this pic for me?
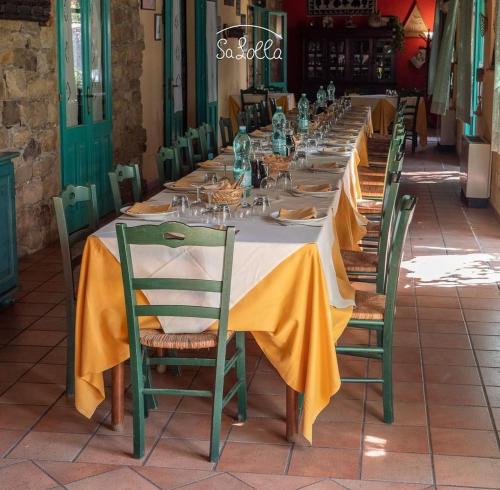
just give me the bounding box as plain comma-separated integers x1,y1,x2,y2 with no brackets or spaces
66,311,75,397
235,332,247,422
382,350,394,424
142,350,157,416
209,349,226,462
131,349,146,459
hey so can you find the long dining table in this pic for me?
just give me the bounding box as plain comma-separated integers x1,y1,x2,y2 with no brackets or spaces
74,107,372,444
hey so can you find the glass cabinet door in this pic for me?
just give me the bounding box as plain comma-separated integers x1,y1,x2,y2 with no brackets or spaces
373,39,394,82
326,40,346,80
305,40,324,81
350,39,371,81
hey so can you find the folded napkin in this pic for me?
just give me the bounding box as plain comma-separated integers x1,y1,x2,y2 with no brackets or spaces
250,129,267,137
127,202,172,214
296,184,332,193
221,146,234,154
279,207,318,220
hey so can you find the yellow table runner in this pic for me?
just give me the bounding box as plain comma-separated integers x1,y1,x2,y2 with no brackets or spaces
371,98,428,146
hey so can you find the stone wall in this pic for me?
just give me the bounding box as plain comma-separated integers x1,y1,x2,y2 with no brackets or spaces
0,17,59,256
0,1,146,257
110,1,146,166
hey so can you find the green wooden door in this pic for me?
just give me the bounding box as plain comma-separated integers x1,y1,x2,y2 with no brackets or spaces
57,0,113,229
164,0,185,145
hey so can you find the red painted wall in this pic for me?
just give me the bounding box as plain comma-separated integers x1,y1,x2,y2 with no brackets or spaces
282,0,436,95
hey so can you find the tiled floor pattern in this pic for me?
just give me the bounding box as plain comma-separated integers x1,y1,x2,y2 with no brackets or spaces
0,146,500,488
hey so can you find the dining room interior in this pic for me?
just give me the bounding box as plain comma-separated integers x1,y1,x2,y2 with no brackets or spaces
1,0,500,488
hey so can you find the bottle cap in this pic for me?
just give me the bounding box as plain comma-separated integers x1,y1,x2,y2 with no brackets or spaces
301,93,306,96
239,126,246,131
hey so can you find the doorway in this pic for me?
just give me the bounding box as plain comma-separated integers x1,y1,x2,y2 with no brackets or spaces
57,0,113,228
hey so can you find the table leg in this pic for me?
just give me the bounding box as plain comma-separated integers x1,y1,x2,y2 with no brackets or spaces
286,386,299,443
111,362,125,432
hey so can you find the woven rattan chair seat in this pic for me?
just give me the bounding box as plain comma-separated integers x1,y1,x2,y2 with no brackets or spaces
341,250,378,273
357,199,383,214
140,329,233,350
352,290,385,321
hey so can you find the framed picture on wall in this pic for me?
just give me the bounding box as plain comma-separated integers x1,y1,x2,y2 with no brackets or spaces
236,0,241,15
141,0,156,10
154,14,162,41
224,0,234,6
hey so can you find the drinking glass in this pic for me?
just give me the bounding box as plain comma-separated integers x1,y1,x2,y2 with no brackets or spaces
212,204,231,225
276,171,293,193
190,184,206,218
252,196,271,218
171,195,190,218
259,164,276,194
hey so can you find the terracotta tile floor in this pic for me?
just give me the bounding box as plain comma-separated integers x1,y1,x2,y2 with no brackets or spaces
1,145,500,488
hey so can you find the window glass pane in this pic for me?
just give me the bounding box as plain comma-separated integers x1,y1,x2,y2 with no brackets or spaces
90,0,106,122
269,14,284,84
64,0,84,127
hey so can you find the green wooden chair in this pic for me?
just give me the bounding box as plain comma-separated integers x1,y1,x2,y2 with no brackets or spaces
200,123,218,158
342,171,401,293
115,222,247,462
186,127,208,164
108,163,142,215
52,184,99,396
175,136,195,175
156,146,181,184
336,194,417,423
219,117,234,148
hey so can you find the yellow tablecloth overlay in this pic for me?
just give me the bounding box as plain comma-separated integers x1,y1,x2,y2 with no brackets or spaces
371,98,428,146
75,233,354,443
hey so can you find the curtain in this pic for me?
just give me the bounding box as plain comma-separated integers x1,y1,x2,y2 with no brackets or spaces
456,0,474,123
172,0,183,113
206,1,217,104
428,0,441,95
492,1,500,153
431,0,460,115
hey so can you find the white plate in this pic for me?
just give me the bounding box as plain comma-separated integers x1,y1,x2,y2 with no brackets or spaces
120,205,177,220
269,210,328,226
163,182,199,192
310,164,345,174
291,186,338,198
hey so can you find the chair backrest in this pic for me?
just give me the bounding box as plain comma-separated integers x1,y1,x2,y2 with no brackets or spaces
236,111,248,130
175,136,195,174
259,100,271,126
186,127,208,163
382,195,417,335
200,123,217,158
109,163,142,215
376,171,401,293
397,91,422,133
156,146,181,184
116,222,236,356
241,87,269,109
269,97,277,116
219,117,234,148
244,105,259,132
52,184,98,307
